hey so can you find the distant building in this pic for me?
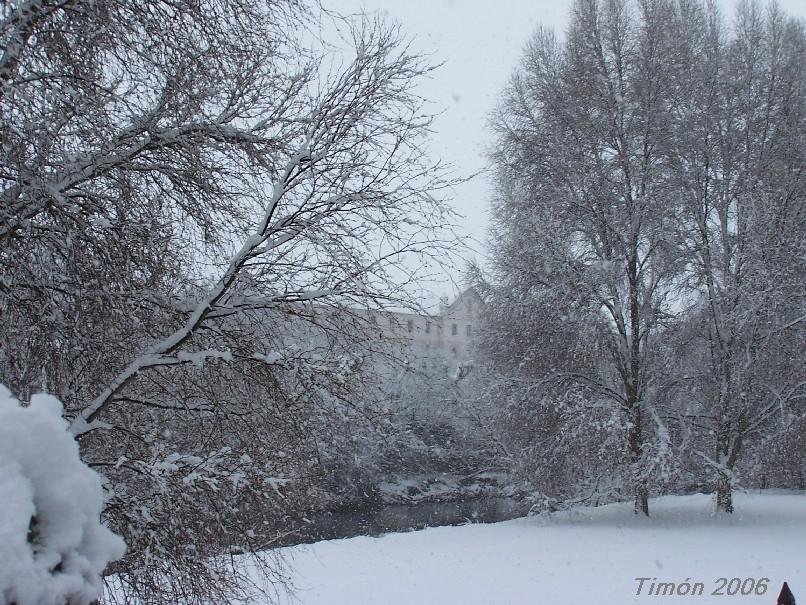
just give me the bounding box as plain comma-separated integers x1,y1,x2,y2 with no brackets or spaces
367,288,483,369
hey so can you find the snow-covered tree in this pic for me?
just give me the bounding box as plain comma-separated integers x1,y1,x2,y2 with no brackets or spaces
482,0,805,515
1,1,458,601
660,0,806,512
484,0,685,515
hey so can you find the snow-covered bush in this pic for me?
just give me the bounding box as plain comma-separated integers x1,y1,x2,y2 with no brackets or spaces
0,386,125,605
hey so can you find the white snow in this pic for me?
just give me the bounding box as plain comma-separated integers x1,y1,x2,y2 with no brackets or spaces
0,385,126,605
254,351,283,364
267,492,805,605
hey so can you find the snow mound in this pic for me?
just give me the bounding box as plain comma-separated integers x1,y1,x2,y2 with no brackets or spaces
0,385,126,605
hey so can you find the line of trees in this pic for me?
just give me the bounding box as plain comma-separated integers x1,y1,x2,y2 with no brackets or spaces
478,0,805,516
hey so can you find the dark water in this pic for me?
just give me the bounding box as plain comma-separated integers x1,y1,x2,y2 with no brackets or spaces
280,497,527,546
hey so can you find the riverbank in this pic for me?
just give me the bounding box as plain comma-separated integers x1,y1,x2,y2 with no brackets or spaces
265,491,805,605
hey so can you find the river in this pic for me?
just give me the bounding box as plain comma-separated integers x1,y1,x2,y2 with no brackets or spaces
279,497,528,546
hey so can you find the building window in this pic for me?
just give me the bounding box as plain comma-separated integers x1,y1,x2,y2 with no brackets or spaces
466,324,472,337
451,323,457,336
407,319,413,333
425,321,431,334
451,346,457,356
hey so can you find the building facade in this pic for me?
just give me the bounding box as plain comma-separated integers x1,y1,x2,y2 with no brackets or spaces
369,288,483,368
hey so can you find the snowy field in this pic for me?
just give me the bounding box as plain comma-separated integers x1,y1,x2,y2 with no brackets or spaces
268,493,804,605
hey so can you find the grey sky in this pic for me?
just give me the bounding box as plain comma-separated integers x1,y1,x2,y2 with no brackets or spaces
331,0,806,297
335,0,566,259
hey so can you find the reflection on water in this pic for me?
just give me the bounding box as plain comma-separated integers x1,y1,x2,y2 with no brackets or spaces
281,498,527,546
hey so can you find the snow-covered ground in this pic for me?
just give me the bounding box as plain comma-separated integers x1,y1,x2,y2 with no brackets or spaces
268,492,804,605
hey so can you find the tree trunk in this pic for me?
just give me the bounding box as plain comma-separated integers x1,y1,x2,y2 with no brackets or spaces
715,474,733,513
634,478,649,516
628,405,649,516
714,420,742,514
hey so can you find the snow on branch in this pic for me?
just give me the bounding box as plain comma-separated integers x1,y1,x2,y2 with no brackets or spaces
68,139,309,436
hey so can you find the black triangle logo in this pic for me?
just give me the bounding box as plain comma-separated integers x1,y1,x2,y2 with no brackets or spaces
778,582,796,605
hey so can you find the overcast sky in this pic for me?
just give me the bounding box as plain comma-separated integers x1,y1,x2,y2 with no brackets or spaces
329,0,806,297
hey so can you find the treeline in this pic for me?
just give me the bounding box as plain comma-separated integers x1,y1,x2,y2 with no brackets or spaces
474,0,805,515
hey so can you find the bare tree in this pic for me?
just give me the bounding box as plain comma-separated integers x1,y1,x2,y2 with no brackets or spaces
1,1,459,601
663,0,806,512
486,0,684,515
483,0,805,516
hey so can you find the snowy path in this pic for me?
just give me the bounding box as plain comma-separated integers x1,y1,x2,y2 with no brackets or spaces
267,493,805,605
